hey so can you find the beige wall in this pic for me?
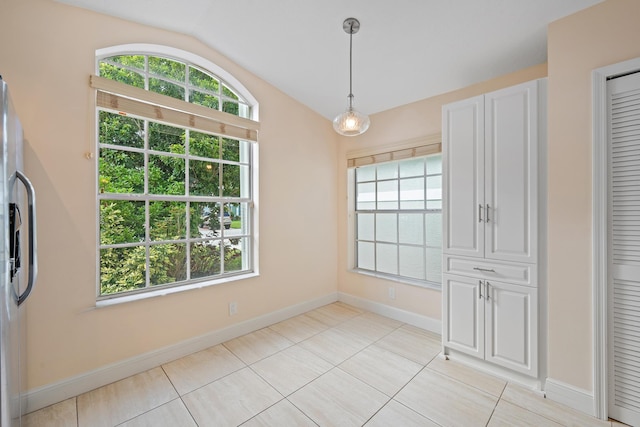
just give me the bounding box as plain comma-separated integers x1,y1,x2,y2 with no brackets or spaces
336,63,547,320
0,0,338,390
546,0,640,391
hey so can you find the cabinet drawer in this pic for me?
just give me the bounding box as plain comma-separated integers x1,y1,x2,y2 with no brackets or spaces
444,255,536,287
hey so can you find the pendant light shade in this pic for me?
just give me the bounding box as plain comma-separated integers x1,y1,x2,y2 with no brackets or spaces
333,18,370,137
333,101,371,136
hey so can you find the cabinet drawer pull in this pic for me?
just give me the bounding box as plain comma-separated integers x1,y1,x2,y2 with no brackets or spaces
473,267,496,273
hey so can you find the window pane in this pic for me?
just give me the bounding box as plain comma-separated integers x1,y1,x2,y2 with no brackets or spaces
99,63,145,88
356,182,376,210
149,154,185,195
377,162,398,180
400,158,425,178
190,131,219,159
399,213,424,245
224,236,246,273
356,165,375,182
425,213,442,247
400,177,425,210
105,55,145,70
100,200,145,244
222,84,240,100
100,246,146,295
189,67,220,92
357,213,374,241
191,242,221,278
150,243,187,285
225,202,248,234
427,175,442,210
376,213,397,243
190,90,219,110
149,57,185,82
427,153,442,175
99,111,144,148
222,100,239,115
357,242,375,270
149,122,185,154
189,160,219,196
149,77,185,101
376,243,398,275
399,246,425,280
377,180,398,210
425,247,442,283
191,202,218,238
222,164,248,197
222,138,240,162
149,201,186,241
99,149,144,194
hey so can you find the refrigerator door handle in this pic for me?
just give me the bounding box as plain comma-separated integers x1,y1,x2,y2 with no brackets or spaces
15,170,37,306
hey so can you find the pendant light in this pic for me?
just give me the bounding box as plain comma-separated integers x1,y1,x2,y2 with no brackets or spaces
333,17,370,137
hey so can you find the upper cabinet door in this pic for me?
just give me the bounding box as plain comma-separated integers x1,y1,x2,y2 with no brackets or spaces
443,95,485,258
484,81,538,264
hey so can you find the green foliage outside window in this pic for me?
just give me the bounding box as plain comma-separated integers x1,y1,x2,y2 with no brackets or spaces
97,54,250,297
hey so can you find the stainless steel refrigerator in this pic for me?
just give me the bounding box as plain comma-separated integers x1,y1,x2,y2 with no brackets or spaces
0,77,38,426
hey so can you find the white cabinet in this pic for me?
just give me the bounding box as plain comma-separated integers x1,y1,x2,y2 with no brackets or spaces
443,274,538,376
442,79,545,379
443,81,539,264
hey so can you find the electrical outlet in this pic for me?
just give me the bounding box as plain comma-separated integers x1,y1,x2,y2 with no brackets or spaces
229,301,238,316
388,287,396,300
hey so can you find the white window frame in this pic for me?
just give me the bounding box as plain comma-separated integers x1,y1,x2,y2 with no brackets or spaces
347,137,442,289
94,45,259,305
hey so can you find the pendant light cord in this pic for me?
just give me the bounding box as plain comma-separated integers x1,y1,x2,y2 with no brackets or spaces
348,20,354,109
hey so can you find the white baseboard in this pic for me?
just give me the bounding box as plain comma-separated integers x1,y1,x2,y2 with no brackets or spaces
544,377,596,417
25,292,338,414
337,292,442,335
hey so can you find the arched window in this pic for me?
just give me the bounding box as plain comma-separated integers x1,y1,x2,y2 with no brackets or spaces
93,45,259,301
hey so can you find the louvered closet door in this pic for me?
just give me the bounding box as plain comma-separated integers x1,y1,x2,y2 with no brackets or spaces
608,71,640,427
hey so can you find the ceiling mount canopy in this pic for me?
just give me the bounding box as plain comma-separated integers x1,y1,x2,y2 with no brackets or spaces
333,17,370,137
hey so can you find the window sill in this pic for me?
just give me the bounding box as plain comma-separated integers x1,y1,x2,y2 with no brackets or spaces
95,272,259,308
348,268,441,291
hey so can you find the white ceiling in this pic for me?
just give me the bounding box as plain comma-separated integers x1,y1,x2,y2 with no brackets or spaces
57,0,602,119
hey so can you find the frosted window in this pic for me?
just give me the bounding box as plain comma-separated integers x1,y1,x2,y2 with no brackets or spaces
357,182,376,210
353,153,442,287
425,247,442,283
425,213,442,247
377,162,398,180
377,180,398,210
400,246,425,280
376,213,397,243
400,158,425,178
358,242,375,270
399,214,424,245
376,243,398,275
400,177,425,210
357,213,375,241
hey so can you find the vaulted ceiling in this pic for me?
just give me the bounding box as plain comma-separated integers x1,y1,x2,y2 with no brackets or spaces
56,0,602,119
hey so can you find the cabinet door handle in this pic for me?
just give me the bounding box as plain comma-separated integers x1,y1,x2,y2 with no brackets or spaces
478,204,483,223
486,204,490,223
473,267,496,273
479,280,483,299
485,281,490,300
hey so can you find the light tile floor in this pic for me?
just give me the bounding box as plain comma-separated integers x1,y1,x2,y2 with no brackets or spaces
24,302,621,427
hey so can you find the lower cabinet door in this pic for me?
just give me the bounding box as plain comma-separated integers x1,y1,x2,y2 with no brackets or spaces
484,280,538,376
443,274,484,358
